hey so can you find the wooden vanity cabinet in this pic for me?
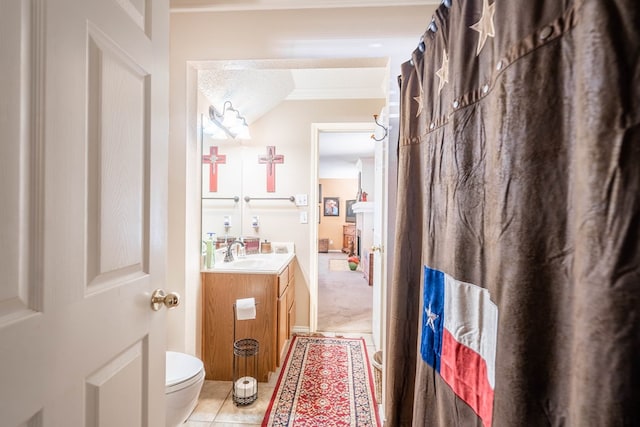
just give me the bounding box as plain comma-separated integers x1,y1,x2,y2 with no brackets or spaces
201,259,295,382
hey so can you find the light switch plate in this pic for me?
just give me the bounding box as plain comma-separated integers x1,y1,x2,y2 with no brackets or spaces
299,211,308,224
295,194,308,206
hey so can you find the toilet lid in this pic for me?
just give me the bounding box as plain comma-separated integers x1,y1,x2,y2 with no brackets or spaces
166,351,204,388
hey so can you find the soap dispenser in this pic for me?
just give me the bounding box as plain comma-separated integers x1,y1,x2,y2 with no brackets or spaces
205,232,216,269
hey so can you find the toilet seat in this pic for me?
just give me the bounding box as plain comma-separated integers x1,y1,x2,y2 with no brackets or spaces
166,351,205,394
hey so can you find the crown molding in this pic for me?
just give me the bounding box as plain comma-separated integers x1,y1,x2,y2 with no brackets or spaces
171,0,439,13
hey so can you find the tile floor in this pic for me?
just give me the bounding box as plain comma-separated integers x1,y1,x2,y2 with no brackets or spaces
185,332,376,427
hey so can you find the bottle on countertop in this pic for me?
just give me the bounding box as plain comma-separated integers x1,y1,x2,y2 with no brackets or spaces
238,237,246,258
260,239,272,254
205,232,216,269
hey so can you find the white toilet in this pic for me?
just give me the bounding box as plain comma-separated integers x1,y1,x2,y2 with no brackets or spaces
165,351,205,427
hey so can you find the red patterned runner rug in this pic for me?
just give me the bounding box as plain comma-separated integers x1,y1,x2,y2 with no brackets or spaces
262,335,381,426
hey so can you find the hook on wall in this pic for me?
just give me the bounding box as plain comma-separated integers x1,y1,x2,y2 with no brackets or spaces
371,114,388,142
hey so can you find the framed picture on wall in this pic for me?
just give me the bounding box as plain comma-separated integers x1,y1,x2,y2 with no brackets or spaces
345,199,356,223
323,197,339,216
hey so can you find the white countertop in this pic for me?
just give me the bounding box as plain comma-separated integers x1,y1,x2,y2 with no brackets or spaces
202,242,295,275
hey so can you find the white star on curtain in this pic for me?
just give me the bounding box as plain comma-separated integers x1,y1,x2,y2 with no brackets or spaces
413,91,424,117
470,0,496,56
436,50,449,94
426,304,439,332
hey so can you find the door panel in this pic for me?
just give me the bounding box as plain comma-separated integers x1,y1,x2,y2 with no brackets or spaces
0,0,44,316
87,28,150,290
85,341,146,426
0,0,169,425
0,1,47,424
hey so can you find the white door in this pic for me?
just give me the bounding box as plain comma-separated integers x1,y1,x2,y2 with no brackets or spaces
0,0,170,425
371,109,387,350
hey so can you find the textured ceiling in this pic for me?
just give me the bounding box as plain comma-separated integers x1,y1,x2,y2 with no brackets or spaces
198,66,387,125
198,69,296,125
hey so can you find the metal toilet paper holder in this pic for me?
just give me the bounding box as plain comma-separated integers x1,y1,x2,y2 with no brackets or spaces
232,302,259,406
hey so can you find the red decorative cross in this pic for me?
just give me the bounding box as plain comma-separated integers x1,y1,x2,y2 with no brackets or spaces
258,146,284,193
202,146,226,192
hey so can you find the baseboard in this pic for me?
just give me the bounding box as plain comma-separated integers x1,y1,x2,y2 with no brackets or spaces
292,326,310,335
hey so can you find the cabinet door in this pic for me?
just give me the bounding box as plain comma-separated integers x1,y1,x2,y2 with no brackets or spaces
276,285,288,366
278,266,289,297
287,277,296,337
202,272,277,382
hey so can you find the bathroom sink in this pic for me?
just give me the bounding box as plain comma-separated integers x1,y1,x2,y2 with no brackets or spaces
228,258,273,269
208,253,293,274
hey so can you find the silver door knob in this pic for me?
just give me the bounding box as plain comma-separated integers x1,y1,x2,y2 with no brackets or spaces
151,289,180,311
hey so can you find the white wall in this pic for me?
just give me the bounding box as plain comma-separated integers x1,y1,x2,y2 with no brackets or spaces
357,157,375,202
168,5,435,355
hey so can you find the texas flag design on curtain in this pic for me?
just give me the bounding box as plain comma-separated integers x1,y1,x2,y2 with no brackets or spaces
421,266,498,427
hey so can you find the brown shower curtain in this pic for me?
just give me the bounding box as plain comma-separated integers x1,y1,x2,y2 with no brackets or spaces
387,0,640,426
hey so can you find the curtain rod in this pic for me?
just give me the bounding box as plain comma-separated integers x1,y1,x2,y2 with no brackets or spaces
412,0,451,55
202,196,240,202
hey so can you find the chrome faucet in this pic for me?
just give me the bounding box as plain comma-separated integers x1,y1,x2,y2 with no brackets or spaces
224,240,245,262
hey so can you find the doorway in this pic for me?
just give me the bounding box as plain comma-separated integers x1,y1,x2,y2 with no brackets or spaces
309,123,383,337
316,130,375,333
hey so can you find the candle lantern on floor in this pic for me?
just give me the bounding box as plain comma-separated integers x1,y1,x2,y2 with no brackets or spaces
233,299,259,406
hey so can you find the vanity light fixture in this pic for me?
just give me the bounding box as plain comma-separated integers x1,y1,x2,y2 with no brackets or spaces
204,101,251,140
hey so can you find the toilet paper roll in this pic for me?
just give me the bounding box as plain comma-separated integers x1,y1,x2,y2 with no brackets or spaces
235,297,256,320
234,376,257,398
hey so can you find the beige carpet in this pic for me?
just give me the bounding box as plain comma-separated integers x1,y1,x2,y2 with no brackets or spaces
317,253,372,333
328,259,356,272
